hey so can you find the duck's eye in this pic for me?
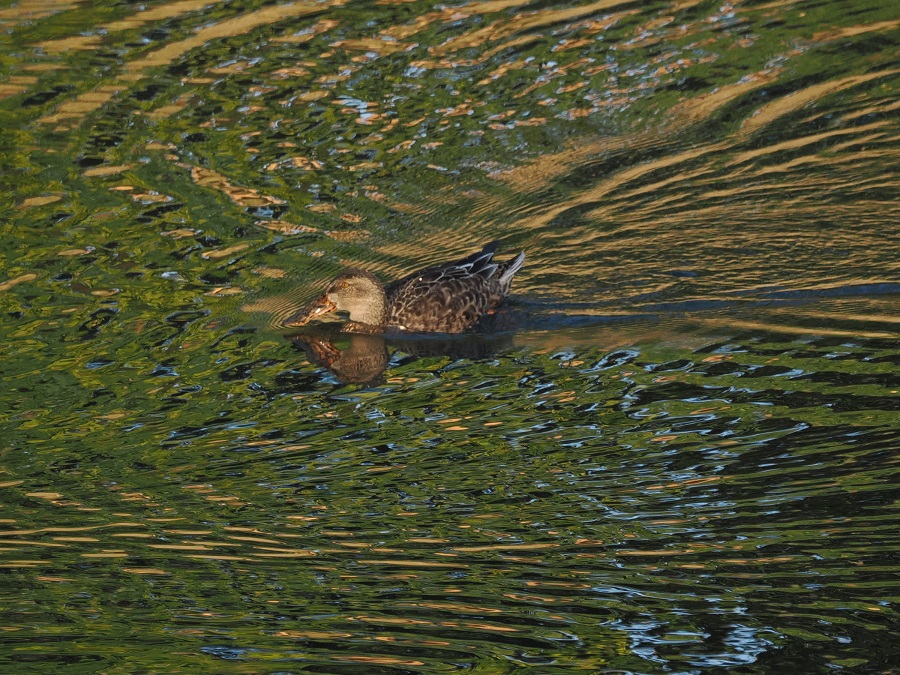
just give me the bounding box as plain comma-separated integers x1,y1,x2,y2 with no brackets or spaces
340,281,349,289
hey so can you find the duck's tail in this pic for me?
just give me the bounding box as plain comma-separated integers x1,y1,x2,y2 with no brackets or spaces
496,251,525,296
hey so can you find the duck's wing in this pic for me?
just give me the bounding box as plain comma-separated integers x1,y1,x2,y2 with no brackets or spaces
386,273,493,332
382,242,524,333
385,241,501,301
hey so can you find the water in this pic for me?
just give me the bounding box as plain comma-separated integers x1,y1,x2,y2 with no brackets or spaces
1,0,898,671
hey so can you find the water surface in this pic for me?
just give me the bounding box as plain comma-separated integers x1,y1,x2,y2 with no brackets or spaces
1,0,898,671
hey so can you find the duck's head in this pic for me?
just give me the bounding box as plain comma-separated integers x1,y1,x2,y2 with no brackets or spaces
285,269,387,328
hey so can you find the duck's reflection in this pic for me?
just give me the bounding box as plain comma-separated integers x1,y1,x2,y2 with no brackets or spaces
287,328,388,385
286,325,514,385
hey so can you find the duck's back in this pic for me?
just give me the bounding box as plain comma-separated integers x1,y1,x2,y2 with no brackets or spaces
384,242,524,333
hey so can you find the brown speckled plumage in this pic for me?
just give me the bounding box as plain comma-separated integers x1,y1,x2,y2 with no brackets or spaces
285,241,525,334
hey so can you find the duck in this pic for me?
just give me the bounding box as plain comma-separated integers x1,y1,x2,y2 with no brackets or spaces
284,241,525,334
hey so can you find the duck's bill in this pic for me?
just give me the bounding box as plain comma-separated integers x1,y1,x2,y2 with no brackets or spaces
284,295,337,327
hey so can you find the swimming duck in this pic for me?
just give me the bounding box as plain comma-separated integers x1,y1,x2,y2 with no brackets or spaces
285,241,525,334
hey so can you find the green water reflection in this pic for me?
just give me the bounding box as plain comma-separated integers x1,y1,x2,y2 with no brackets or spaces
1,0,898,671
2,318,898,671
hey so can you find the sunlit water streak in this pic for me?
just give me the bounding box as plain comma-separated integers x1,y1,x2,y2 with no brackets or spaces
0,0,898,671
